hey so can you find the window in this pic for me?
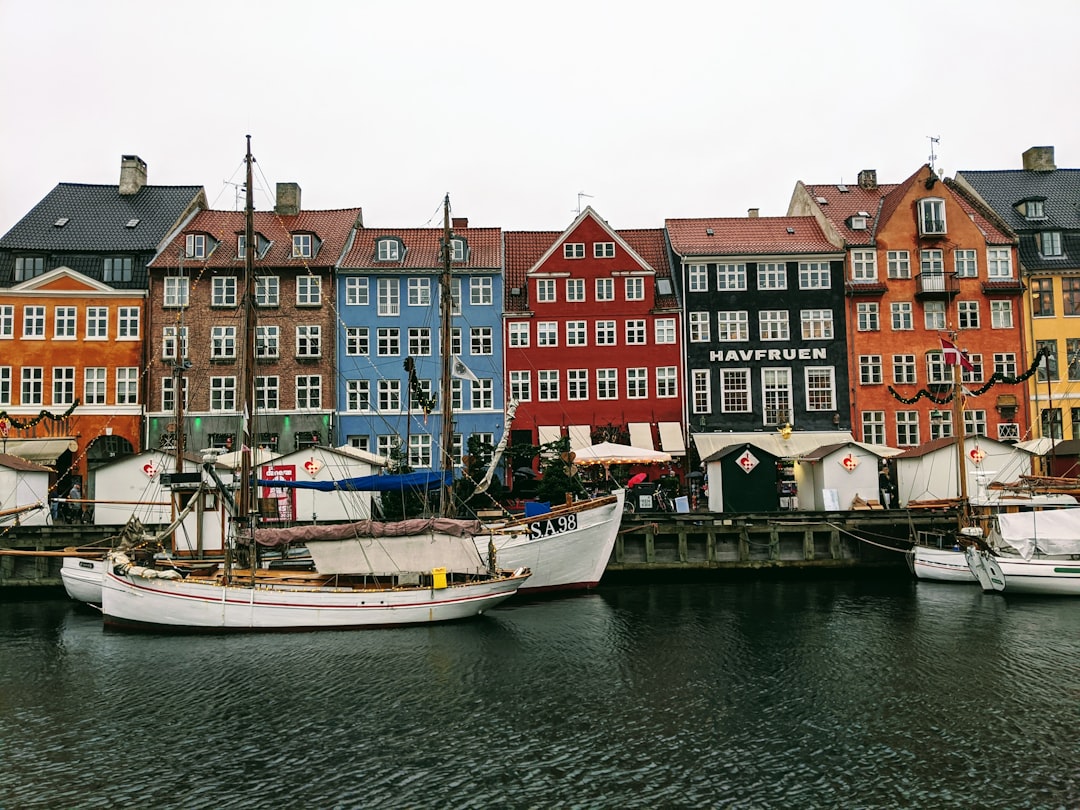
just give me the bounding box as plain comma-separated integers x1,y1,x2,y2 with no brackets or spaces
565,321,586,347
761,368,792,424
103,256,133,283
567,369,589,400
185,233,207,259
377,380,401,411
625,277,644,300
717,264,747,291
292,234,313,258
83,367,107,405
689,312,710,342
595,278,614,301
625,320,647,344
597,368,617,400
891,302,913,331
116,368,139,405
859,355,882,385
14,256,45,281
924,301,946,330
896,411,919,446
0,305,12,338
211,326,237,359
377,327,400,356
566,278,585,302
162,326,189,360
805,367,835,411
930,410,954,441
1042,408,1064,440
256,376,279,411
851,250,877,281
965,410,987,438
656,366,678,398
798,262,831,289
717,311,749,341
757,262,787,290
954,249,978,278
377,278,399,315
345,277,368,306
537,322,558,347
256,325,279,359
470,277,493,305
563,243,585,259
54,307,76,338
164,277,189,308
655,318,676,344
594,242,615,258
0,367,8,406
893,354,916,385
52,367,75,405
408,327,432,356
962,353,984,385
692,370,712,414
862,411,885,445
688,264,708,292
1064,278,1080,316
759,310,789,341
450,238,466,262
470,379,493,410
926,352,949,385
160,376,185,415
408,434,432,468
297,276,321,306
254,275,279,307
538,370,559,401
376,239,401,261
1024,199,1045,219
990,301,1013,329
595,321,616,346
887,250,911,279
626,368,648,399
920,249,944,274
20,306,45,338
800,309,833,339
957,301,980,330
993,353,1017,378
537,279,556,302
345,327,369,356
1031,278,1054,317
856,302,879,332
1037,339,1058,381
118,307,139,339
212,277,237,307
21,367,43,405
296,376,322,409
509,371,531,401
1069,339,1080,381
1040,232,1063,257
508,322,530,348
987,248,1012,278
918,198,946,235
294,325,320,358
451,327,462,355
471,326,493,354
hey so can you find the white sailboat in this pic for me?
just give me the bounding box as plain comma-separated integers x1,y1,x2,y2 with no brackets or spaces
966,510,1080,596
101,139,530,631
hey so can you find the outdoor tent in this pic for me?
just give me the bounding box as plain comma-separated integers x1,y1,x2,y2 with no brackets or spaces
570,441,672,466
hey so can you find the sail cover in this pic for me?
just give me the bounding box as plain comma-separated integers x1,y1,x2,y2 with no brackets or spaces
306,535,486,575
991,510,1080,560
255,470,451,492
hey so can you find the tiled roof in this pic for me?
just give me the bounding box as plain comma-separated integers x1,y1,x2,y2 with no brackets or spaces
665,216,839,256
339,225,502,270
150,208,363,269
945,181,1015,245
798,182,898,245
0,183,205,252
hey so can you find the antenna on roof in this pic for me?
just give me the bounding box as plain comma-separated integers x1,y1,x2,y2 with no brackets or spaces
223,180,247,212
927,135,940,172
573,191,593,215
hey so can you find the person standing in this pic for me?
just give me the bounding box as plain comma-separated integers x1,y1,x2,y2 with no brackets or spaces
67,481,82,522
878,466,893,509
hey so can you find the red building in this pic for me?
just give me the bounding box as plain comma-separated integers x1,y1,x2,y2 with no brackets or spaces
504,208,684,474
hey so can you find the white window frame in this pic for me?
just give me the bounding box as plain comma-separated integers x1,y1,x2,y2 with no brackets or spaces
759,310,790,341
720,368,751,413
716,264,747,291
798,262,831,289
508,322,530,348
717,311,749,342
255,275,280,307
851,250,877,281
625,277,644,300
595,278,614,301
212,276,237,307
345,277,368,306
84,367,107,405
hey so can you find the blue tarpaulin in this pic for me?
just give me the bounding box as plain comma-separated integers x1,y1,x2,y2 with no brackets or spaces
256,470,452,493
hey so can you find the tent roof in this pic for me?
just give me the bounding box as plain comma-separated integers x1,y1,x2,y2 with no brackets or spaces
571,441,672,466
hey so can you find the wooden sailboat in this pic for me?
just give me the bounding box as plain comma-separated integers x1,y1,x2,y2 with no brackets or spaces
100,139,530,631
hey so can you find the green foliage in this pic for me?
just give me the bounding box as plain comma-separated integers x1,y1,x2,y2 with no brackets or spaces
379,440,428,520
535,435,587,505
453,434,506,514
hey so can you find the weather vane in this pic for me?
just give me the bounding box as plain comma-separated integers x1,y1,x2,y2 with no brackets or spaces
927,136,940,172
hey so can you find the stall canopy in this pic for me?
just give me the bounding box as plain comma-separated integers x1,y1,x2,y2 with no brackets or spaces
0,438,75,465
571,441,672,466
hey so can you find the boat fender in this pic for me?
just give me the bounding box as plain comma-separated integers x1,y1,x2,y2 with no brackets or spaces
512,567,526,578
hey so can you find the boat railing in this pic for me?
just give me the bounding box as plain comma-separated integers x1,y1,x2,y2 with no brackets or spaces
915,529,957,551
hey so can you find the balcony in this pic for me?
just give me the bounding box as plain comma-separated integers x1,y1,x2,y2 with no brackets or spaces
845,279,889,297
915,271,959,300
982,278,1025,296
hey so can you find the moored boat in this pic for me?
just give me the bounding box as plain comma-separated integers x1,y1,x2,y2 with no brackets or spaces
966,510,1080,596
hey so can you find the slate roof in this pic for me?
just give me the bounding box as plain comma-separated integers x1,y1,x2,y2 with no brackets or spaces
665,216,839,256
339,225,502,270
150,208,363,270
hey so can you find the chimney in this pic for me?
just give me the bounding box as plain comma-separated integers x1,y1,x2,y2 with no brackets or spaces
858,169,877,190
452,217,469,229
275,182,302,215
1022,146,1056,172
119,155,147,195
747,208,759,219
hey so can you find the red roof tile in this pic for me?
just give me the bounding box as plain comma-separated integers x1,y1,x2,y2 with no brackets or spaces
340,226,502,270
665,216,839,255
797,183,898,246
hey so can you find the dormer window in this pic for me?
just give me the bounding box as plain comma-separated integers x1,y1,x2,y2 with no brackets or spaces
1020,199,1046,220
848,215,867,230
918,198,947,236
376,238,402,261
1039,232,1063,257
237,232,270,259
185,233,211,259
291,233,315,258
451,237,467,262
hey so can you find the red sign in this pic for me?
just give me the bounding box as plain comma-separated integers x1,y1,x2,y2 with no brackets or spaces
260,464,296,523
304,458,322,477
969,448,986,463
840,454,859,472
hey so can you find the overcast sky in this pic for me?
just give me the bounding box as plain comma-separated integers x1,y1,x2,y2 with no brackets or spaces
2,0,1077,234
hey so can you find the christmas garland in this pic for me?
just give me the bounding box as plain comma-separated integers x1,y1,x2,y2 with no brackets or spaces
403,357,437,415
888,347,1049,404
0,401,80,430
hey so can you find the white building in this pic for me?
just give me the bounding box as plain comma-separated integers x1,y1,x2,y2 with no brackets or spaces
0,453,51,526
795,442,896,510
894,436,1035,506
258,446,384,524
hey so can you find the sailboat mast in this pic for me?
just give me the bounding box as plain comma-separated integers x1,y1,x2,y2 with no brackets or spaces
237,136,257,532
438,194,454,517
951,331,969,515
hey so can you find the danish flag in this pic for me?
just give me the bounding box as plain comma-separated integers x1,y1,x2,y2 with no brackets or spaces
940,338,974,372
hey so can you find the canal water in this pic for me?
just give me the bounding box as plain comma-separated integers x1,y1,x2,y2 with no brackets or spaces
2,577,1078,809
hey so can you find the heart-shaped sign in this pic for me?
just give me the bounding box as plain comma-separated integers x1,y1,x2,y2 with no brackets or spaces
304,458,322,477
143,462,159,478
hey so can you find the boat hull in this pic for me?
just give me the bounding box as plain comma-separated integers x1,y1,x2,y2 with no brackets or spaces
910,545,976,583
60,557,105,605
101,566,528,631
991,556,1080,596
475,490,624,593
